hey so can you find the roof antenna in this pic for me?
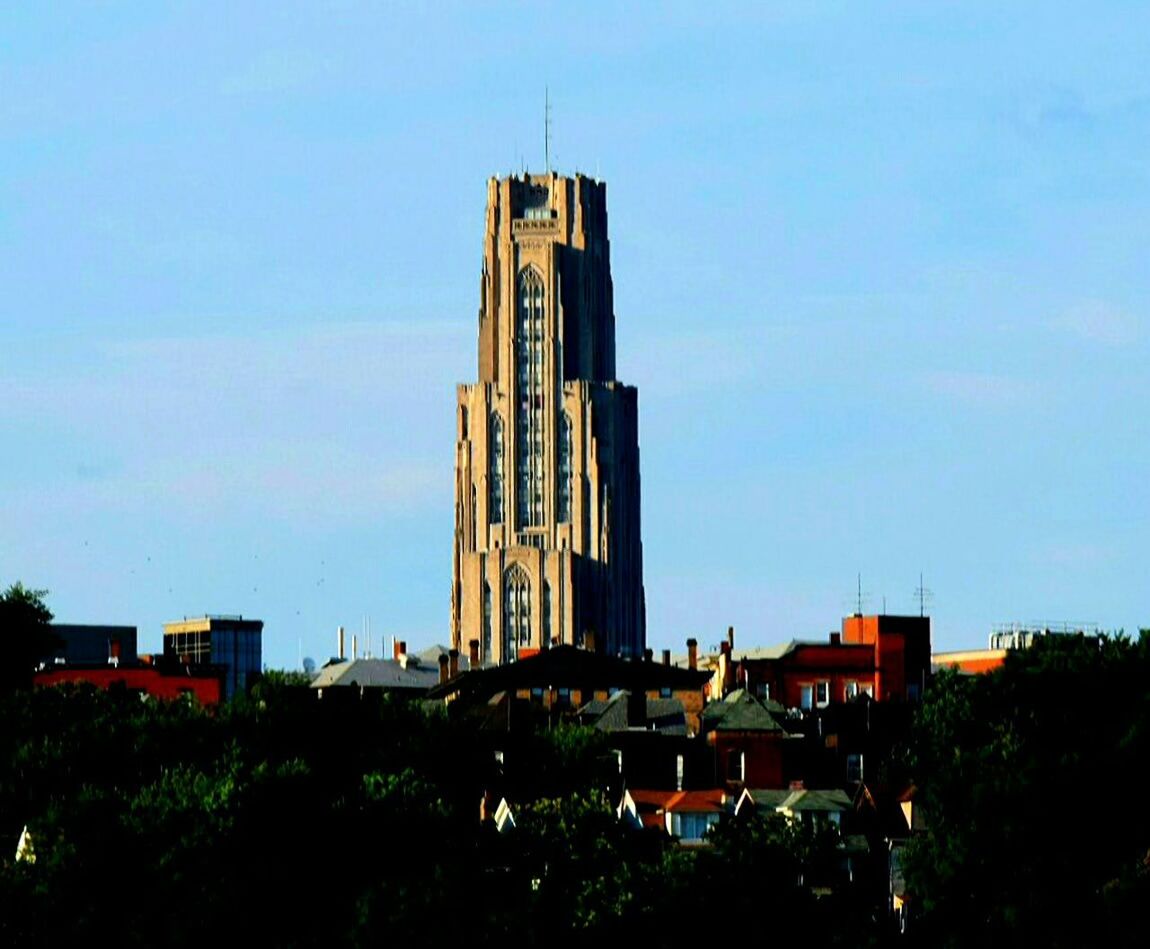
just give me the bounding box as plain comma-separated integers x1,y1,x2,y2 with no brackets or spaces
545,86,551,174
914,572,934,618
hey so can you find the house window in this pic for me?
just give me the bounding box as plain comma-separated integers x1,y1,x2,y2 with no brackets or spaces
845,681,859,700
800,684,814,710
530,687,544,704
671,812,718,843
555,687,571,708
755,681,770,701
659,686,671,698
727,749,745,782
846,753,864,783
859,683,874,698
815,681,830,707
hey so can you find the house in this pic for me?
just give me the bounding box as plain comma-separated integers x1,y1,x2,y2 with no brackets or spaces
732,615,931,710
310,655,442,697
619,788,729,845
427,645,711,734
733,786,852,828
775,788,853,828
699,689,795,788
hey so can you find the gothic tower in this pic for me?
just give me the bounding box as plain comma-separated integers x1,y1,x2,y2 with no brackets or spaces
452,172,645,663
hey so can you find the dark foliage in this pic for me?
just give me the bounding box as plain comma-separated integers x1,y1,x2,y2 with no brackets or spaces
905,631,1150,949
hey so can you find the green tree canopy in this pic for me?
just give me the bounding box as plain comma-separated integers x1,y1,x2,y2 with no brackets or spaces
0,582,58,691
906,631,1150,948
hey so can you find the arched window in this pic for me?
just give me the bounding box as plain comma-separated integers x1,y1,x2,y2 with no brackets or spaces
543,579,552,646
503,565,531,661
558,411,573,522
516,267,546,529
489,413,504,523
482,581,492,662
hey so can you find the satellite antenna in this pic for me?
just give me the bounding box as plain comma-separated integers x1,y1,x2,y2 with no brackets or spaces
545,87,552,174
913,572,934,618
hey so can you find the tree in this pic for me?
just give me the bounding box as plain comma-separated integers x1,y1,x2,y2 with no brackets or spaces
905,632,1150,948
0,582,58,691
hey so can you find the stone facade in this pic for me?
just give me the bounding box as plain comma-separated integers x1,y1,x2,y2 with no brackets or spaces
452,172,645,663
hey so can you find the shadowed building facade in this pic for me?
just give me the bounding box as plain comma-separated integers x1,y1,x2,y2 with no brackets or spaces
452,172,645,663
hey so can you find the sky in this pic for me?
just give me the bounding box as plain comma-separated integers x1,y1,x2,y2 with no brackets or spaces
2,2,1148,669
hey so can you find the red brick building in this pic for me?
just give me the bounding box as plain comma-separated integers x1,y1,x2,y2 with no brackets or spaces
732,615,931,710
35,663,224,704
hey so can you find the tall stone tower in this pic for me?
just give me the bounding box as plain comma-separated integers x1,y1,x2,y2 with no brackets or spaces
452,172,645,664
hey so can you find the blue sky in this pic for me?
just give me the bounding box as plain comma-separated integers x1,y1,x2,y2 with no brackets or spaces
2,3,1147,668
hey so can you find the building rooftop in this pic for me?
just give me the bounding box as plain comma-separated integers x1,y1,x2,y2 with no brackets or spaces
309,657,439,692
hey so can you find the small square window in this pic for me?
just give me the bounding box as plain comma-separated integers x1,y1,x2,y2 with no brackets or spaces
815,681,830,707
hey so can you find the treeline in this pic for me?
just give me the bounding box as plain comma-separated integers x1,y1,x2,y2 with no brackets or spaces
0,677,869,947
4,625,1150,946
905,631,1150,948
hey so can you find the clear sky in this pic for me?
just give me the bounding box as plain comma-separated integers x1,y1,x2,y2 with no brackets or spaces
3,3,1147,669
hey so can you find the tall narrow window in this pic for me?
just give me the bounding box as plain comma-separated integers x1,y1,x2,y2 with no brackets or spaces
482,581,492,661
489,413,504,523
503,565,531,660
516,268,546,529
558,411,572,522
542,580,552,646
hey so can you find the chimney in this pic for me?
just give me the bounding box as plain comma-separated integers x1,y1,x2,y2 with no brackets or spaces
398,640,407,658
719,642,733,695
338,626,345,660
643,648,653,663
662,648,671,666
392,636,400,660
448,648,460,679
468,638,480,668
830,632,841,646
687,638,698,671
727,625,735,650
438,654,449,685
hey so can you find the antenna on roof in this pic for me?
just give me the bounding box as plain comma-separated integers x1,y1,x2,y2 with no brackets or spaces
845,573,871,616
545,86,551,174
913,572,934,618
